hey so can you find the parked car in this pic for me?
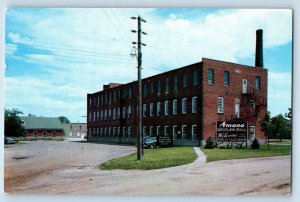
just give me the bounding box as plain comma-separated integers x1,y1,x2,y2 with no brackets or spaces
143,137,157,149
5,137,16,144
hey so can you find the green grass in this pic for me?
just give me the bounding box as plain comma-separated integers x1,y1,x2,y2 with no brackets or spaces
100,147,197,170
202,144,291,162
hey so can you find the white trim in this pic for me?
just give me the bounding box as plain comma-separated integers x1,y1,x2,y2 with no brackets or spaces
192,96,197,113
172,125,177,140
173,99,177,115
182,125,187,140
164,101,169,115
217,97,224,113
192,125,197,141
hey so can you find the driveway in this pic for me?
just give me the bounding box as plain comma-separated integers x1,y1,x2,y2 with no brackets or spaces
4,140,291,195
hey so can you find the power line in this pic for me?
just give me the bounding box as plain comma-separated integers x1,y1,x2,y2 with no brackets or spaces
102,8,131,47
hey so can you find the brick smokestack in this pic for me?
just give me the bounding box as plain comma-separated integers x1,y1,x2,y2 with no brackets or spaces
255,29,263,67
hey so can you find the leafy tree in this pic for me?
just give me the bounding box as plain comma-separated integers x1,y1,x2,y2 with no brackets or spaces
270,114,290,141
285,108,292,119
260,111,271,149
59,116,70,124
4,108,25,137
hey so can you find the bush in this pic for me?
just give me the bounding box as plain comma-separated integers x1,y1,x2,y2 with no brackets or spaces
204,137,215,149
251,138,260,149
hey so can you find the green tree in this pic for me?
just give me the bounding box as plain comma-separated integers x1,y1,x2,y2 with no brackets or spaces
285,108,292,119
59,116,70,124
260,111,271,149
4,108,25,137
270,114,289,141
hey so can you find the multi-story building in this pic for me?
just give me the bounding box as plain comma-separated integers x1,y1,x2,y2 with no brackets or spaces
87,30,267,146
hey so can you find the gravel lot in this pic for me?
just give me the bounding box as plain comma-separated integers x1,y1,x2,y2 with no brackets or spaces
4,139,291,195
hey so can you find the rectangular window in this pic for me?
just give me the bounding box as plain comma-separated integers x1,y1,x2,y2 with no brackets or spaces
164,101,169,115
208,69,214,85
100,127,103,136
164,126,169,136
193,70,198,86
104,127,107,137
173,76,178,92
118,127,120,135
224,71,230,86
150,103,154,117
143,84,147,96
123,107,126,119
182,125,187,140
108,109,111,119
128,127,131,137
113,127,116,136
122,127,126,138
173,99,177,115
192,125,197,141
182,98,187,114
113,108,116,120
165,78,169,94
88,112,91,122
143,126,147,136
118,108,120,119
89,98,92,107
93,112,96,122
108,127,111,137
104,110,107,120
101,95,103,105
150,81,154,94
217,97,224,113
173,125,177,140
128,106,132,118
157,80,161,94
114,91,116,102
43,131,47,137
256,76,261,91
52,131,56,137
183,73,187,88
192,96,197,113
156,126,161,136
150,126,154,136
143,104,147,117
157,102,161,116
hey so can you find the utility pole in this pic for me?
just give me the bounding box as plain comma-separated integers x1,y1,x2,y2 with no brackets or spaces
131,16,146,160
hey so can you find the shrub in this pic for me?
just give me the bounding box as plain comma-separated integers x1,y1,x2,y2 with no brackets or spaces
251,138,260,149
204,137,215,149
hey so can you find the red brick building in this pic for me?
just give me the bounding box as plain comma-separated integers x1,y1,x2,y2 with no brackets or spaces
87,30,267,146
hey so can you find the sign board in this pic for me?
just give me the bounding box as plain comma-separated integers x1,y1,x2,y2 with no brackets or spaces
156,136,173,147
216,121,247,143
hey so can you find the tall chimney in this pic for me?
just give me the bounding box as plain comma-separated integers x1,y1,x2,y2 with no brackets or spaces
255,29,263,67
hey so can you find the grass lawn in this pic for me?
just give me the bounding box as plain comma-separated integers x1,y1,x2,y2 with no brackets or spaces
100,147,197,170
202,144,291,162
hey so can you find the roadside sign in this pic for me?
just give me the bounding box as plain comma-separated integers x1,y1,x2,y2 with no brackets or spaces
216,121,248,143
157,136,173,147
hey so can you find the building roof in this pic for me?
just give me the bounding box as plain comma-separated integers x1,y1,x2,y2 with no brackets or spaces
21,116,64,130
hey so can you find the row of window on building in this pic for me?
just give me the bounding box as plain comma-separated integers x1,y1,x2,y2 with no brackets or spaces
89,70,200,107
89,124,198,141
88,97,198,122
89,70,261,108
24,131,57,137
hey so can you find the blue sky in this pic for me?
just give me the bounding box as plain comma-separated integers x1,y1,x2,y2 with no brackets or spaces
5,8,292,123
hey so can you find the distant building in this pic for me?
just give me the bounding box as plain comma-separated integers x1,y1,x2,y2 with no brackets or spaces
21,116,64,139
63,123,87,138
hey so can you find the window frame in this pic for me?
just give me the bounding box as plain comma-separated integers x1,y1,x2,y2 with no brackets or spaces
164,101,169,115
192,96,197,113
217,97,224,113
224,71,230,86
208,69,215,85
173,99,178,115
182,98,187,114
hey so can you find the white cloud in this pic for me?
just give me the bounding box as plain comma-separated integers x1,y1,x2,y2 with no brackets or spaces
5,8,292,121
268,71,292,115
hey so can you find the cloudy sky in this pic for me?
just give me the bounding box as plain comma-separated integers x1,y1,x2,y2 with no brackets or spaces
5,8,292,123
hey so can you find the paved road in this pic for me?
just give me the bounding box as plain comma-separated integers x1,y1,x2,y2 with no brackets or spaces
4,139,291,195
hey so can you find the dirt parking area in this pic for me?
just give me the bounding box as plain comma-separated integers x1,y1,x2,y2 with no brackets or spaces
4,139,291,195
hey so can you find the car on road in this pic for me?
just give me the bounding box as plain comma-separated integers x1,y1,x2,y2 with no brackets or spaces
4,137,16,144
143,136,157,149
